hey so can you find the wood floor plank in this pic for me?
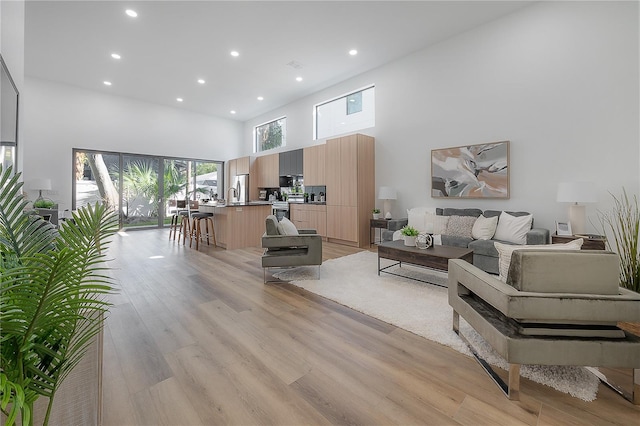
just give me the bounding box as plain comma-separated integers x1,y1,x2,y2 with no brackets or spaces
199,298,314,385
290,368,397,425
124,286,197,354
99,229,640,425
106,302,174,394
130,377,204,426
101,327,137,426
453,394,534,426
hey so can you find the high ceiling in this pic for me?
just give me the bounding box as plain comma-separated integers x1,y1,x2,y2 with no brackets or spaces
24,1,532,122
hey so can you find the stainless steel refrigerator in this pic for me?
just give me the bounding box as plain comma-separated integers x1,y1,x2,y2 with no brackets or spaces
232,174,249,203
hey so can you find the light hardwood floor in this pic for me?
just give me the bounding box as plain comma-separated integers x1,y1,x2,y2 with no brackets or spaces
103,229,640,425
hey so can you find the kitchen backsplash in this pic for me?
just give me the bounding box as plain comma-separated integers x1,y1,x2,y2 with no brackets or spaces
305,186,326,200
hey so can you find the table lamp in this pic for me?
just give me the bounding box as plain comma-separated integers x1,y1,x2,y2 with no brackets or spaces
556,182,596,235
378,186,397,219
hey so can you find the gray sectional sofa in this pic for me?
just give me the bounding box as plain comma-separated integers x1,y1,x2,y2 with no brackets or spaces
381,207,550,274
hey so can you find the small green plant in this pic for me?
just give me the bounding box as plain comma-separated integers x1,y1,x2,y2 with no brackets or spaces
401,225,419,237
372,208,381,214
33,199,55,209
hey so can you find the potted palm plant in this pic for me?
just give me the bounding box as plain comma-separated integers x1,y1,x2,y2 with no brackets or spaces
0,166,118,425
598,189,639,293
401,225,419,246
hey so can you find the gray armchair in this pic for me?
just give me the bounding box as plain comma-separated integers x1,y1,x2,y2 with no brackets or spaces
261,215,322,283
448,250,640,403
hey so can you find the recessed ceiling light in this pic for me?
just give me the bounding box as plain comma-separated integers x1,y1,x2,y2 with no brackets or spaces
197,79,205,84
176,98,183,102
125,9,137,18
257,96,264,101
349,49,358,56
230,110,237,114
230,51,239,57
296,76,303,82
103,81,112,86
111,53,121,60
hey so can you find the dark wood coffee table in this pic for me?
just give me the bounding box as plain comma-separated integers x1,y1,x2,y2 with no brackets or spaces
378,240,473,287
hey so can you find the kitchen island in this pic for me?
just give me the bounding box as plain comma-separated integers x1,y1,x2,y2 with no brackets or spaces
199,202,272,250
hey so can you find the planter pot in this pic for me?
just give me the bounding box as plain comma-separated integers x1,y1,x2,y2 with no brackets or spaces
404,235,417,246
372,213,380,220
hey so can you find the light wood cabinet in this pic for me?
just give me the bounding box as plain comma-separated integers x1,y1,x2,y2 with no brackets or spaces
226,156,252,198
204,204,272,250
325,133,375,248
236,156,250,175
290,203,327,238
254,153,279,188
327,205,358,242
303,144,326,186
227,156,250,179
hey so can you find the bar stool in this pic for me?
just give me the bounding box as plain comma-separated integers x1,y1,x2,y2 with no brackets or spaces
190,212,216,249
178,200,199,245
169,200,187,241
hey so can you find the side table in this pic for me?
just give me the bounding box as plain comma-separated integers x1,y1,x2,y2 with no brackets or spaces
370,218,390,246
551,234,606,250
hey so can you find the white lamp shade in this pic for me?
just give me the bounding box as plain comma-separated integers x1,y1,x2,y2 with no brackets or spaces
556,182,596,203
30,178,52,191
378,186,397,200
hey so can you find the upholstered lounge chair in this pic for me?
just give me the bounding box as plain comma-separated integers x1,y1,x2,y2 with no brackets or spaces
261,215,322,283
448,250,640,404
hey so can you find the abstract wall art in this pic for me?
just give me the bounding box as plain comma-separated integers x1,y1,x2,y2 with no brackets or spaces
431,140,510,198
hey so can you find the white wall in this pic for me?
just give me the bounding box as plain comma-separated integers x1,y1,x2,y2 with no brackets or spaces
244,1,639,234
1,0,25,173
22,78,243,211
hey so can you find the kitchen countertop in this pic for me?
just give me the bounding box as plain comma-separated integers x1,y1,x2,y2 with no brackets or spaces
200,201,326,208
201,201,272,208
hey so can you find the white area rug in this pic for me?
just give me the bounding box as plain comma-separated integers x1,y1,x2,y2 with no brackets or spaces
273,251,600,401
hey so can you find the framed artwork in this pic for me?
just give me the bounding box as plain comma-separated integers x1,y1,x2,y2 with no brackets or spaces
431,140,509,198
556,221,572,236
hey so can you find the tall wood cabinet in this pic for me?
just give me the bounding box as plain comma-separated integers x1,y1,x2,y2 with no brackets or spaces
325,134,375,248
303,144,326,186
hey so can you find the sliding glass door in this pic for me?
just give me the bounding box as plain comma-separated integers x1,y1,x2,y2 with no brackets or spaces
74,151,120,214
73,149,223,230
120,155,160,228
161,159,220,223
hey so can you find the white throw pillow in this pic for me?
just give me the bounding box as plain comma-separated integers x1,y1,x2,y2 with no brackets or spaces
494,239,584,282
426,213,450,235
407,207,436,233
277,217,299,236
407,211,427,233
493,212,533,245
406,207,437,216
472,215,499,240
